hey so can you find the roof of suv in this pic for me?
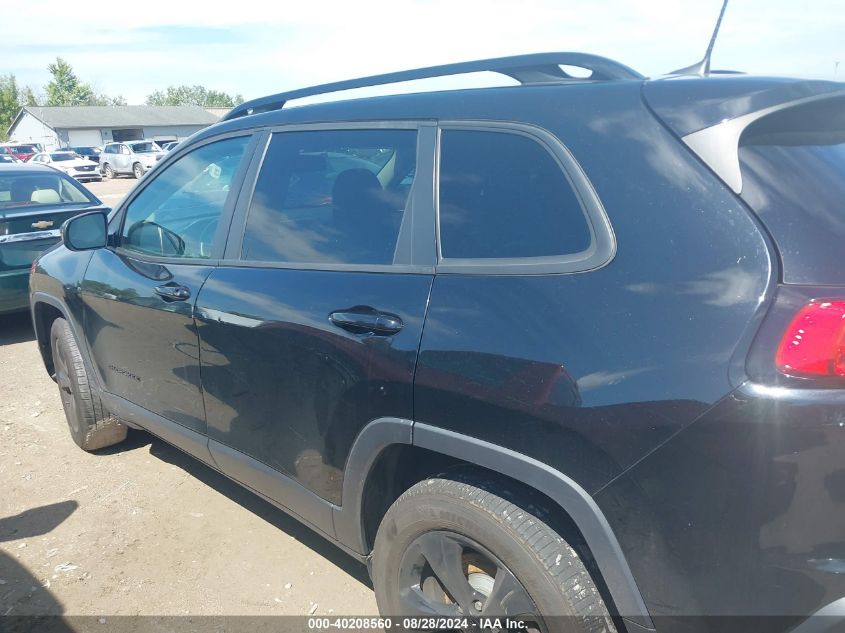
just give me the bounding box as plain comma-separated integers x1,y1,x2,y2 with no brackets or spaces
197,53,844,144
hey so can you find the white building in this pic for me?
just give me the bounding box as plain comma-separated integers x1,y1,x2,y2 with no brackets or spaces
7,105,221,150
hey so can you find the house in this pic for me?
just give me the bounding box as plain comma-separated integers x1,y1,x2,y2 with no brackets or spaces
7,105,221,150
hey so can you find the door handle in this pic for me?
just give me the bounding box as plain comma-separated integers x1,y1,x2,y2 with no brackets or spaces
154,284,191,302
329,309,404,335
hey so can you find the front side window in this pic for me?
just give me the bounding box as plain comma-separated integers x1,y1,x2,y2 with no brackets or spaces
241,129,417,265
120,135,250,259
438,129,591,260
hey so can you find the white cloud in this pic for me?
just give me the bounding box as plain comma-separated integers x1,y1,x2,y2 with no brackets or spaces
4,0,843,104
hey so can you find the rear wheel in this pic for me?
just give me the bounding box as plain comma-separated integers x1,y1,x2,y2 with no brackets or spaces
50,318,127,451
372,476,616,633
132,162,144,179
102,163,114,179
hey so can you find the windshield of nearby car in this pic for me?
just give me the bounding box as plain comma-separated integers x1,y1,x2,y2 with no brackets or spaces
129,142,160,153
0,173,95,210
50,153,77,162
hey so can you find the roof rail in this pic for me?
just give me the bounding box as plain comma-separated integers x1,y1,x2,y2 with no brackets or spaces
223,52,643,121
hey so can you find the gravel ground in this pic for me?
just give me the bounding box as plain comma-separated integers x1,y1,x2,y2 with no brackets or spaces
0,311,377,625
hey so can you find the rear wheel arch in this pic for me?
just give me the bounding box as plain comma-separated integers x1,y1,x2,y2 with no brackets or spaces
338,419,654,629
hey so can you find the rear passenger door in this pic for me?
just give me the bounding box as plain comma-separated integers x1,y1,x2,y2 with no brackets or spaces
194,123,435,516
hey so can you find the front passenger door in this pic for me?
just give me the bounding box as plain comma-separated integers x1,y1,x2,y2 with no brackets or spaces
81,134,256,437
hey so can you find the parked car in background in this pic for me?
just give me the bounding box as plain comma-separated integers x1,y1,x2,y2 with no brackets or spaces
67,146,102,164
99,140,164,179
1,143,41,162
29,151,101,183
160,141,179,152
1,163,106,313
28,52,845,633
0,154,21,164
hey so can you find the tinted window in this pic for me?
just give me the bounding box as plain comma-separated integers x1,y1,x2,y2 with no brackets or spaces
438,130,590,260
50,153,75,162
121,136,250,259
241,129,417,265
129,142,159,153
739,97,845,284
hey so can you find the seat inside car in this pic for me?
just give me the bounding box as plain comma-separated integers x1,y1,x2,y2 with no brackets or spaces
331,168,398,263
31,189,61,204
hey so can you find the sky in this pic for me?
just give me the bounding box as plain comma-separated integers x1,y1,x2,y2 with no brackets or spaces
3,0,844,106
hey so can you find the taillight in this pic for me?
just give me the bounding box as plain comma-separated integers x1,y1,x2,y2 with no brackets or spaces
776,300,845,378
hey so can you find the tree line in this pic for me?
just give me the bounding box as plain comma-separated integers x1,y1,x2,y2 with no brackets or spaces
1,58,244,141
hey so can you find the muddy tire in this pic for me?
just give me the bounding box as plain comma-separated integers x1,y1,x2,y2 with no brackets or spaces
50,318,127,451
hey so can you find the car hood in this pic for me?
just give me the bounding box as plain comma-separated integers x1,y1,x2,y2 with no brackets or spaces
54,158,97,168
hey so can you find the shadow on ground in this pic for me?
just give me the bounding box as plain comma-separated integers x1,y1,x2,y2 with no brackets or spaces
0,312,35,346
108,429,373,590
0,501,78,632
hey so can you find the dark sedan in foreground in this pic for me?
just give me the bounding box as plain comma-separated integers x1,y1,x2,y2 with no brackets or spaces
1,163,107,314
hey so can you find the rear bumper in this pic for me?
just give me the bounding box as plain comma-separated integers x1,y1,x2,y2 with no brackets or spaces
595,382,845,631
0,268,31,314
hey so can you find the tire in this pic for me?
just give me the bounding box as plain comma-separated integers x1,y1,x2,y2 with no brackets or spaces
373,476,616,633
50,318,127,451
132,162,144,179
102,163,114,179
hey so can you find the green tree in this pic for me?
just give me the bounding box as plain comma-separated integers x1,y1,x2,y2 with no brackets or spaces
45,57,97,106
20,85,40,107
0,74,19,141
146,85,243,107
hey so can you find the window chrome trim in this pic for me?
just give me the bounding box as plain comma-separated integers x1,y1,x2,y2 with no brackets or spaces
435,120,616,275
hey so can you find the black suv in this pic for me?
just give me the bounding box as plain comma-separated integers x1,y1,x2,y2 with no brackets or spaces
29,53,845,633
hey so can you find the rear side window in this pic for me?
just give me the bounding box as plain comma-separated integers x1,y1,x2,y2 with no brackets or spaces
739,96,845,285
241,129,417,265
438,129,591,260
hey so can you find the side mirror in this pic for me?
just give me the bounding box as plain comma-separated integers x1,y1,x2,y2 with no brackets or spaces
125,221,186,257
62,212,108,251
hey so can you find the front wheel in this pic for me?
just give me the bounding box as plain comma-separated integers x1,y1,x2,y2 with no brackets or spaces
102,163,114,179
132,162,144,179
372,476,616,633
50,318,127,451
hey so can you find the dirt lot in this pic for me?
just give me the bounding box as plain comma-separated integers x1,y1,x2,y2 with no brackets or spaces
0,311,378,624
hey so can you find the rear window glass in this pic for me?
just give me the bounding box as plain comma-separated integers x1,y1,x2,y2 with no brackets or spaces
0,173,93,209
50,153,76,162
438,129,591,260
739,97,845,284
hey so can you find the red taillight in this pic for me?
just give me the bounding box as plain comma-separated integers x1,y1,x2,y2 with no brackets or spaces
776,300,845,378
